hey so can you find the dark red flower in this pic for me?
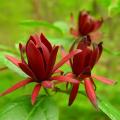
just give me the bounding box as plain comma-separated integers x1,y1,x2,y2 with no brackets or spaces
0,33,81,104
63,37,115,107
70,11,103,37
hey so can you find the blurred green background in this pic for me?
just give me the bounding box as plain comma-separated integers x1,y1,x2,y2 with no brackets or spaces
0,0,120,120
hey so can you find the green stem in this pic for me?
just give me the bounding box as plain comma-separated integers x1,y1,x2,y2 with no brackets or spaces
53,87,86,96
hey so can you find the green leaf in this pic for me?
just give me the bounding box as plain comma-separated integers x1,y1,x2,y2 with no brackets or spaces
0,96,32,120
53,21,69,34
48,37,73,46
20,20,63,35
0,95,59,120
0,51,27,77
77,91,120,120
98,96,120,120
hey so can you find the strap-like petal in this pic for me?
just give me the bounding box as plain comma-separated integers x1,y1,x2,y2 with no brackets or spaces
60,46,70,65
52,50,81,73
31,84,41,105
51,75,79,84
69,84,79,106
5,55,21,67
92,74,116,85
0,78,33,96
84,78,97,108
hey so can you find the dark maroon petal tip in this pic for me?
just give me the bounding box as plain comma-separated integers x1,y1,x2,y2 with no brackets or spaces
40,33,52,52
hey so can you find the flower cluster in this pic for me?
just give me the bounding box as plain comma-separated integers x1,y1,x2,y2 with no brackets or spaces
63,11,115,107
0,34,80,104
67,36,115,107
0,11,116,107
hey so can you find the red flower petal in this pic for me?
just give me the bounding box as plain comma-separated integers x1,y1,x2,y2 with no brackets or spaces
30,35,46,49
5,55,21,67
72,39,91,75
89,44,99,69
40,42,50,66
72,48,88,75
77,36,91,49
19,63,36,80
52,50,81,73
66,73,75,78
92,74,116,85
84,78,97,107
69,84,79,106
83,49,92,68
51,75,79,84
54,69,64,75
46,46,59,77
93,18,103,32
90,77,96,90
0,78,33,96
29,35,39,45
31,84,41,105
82,20,94,35
69,41,76,67
42,81,54,88
26,41,45,80
40,33,52,52
78,11,90,35
60,46,70,65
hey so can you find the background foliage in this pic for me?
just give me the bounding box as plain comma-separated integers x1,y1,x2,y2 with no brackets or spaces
0,0,120,120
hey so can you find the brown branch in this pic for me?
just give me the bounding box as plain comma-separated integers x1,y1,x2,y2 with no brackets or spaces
0,67,8,71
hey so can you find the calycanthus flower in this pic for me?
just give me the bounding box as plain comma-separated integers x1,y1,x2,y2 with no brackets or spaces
64,37,116,107
0,33,81,104
70,11,103,38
